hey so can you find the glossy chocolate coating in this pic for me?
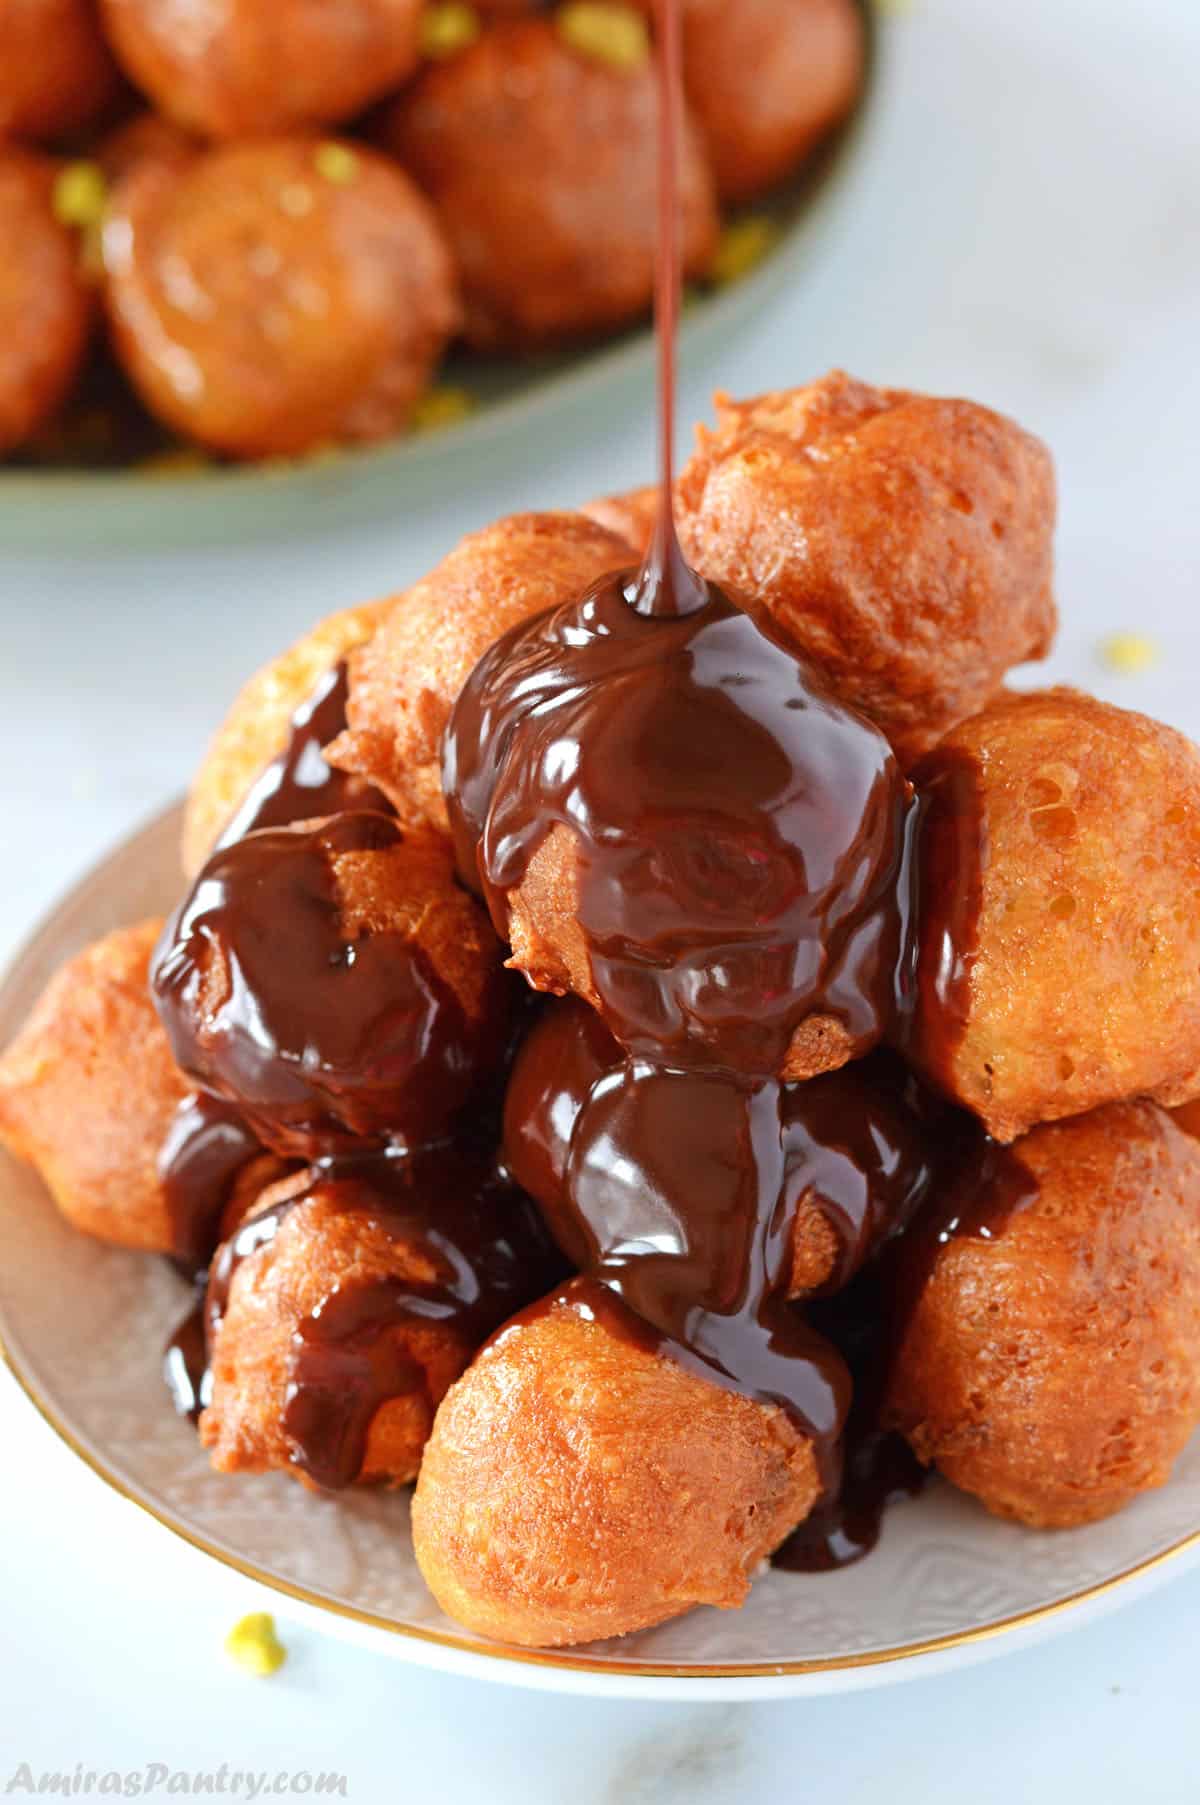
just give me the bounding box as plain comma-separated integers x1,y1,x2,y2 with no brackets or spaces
152,812,480,1157
443,573,918,1078
216,660,391,848
158,1089,265,1275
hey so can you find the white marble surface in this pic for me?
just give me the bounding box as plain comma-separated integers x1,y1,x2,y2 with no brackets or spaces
2,0,1200,1793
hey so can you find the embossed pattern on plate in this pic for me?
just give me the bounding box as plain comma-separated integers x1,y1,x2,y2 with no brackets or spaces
2,805,1199,1687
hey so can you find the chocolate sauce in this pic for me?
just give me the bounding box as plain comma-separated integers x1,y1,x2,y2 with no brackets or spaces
163,1296,210,1421
158,1090,267,1274
565,1064,850,1468
217,661,390,848
505,1000,934,1293
200,1148,564,1488
772,1276,925,1571
443,583,917,1077
907,750,987,1074
152,813,481,1157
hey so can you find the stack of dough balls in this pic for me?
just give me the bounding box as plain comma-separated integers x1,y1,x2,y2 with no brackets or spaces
4,369,1200,1652
0,0,865,464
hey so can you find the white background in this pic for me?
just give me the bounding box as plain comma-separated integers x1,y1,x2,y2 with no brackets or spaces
2,0,1199,1793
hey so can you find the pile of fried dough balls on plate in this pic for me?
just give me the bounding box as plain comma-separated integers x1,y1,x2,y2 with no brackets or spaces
0,0,864,465
6,369,1200,1650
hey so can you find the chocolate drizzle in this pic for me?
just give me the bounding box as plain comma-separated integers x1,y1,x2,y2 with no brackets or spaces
152,813,478,1156
505,1001,934,1294
443,581,918,1076
158,1090,266,1275
201,1147,565,1489
907,749,987,1073
217,661,390,848
773,1276,925,1571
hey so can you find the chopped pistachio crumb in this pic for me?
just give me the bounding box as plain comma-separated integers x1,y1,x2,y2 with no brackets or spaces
314,142,360,186
410,385,476,432
138,448,214,479
709,215,781,286
53,161,108,229
420,2,481,57
224,1612,287,1677
557,3,650,71
1099,631,1158,675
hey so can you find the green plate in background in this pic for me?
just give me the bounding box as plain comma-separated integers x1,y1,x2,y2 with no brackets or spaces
0,1,877,551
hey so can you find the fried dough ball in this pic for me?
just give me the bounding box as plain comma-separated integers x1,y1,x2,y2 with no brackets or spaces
0,0,121,144
99,0,425,139
0,149,93,455
96,112,199,187
885,1102,1200,1528
182,599,387,878
677,371,1057,764
580,483,659,557
201,1159,556,1489
327,513,632,836
382,19,719,349
412,1282,821,1645
102,138,460,459
503,1001,928,1296
0,919,251,1256
634,0,864,201
153,816,506,1159
909,688,1200,1143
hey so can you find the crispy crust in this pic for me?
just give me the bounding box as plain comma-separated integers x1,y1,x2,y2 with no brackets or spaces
909,687,1200,1142
412,1290,820,1645
885,1101,1200,1527
0,920,186,1251
181,600,388,879
677,371,1057,764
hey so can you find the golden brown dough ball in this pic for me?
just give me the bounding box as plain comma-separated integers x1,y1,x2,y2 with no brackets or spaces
885,1102,1200,1528
154,816,507,1159
0,0,120,143
579,483,659,557
381,18,719,349
102,138,460,459
412,1281,820,1645
182,600,388,878
909,688,1200,1143
99,0,425,139
96,111,200,187
0,149,93,455
0,920,187,1252
328,513,633,836
635,0,864,201
201,1165,506,1488
677,371,1057,765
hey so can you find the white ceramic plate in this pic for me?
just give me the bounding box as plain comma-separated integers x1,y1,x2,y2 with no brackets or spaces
3,802,1200,1700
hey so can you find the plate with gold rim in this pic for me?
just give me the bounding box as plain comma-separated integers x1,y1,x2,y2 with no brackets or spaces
2,801,1200,1700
